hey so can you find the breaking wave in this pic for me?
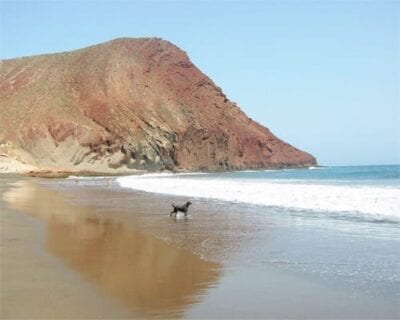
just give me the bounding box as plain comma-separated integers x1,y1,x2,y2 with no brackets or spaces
117,174,400,221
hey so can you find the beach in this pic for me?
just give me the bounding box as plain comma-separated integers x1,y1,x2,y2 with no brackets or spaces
1,172,399,319
1,1,398,318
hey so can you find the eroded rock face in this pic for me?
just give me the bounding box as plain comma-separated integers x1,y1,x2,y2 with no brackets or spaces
0,38,316,172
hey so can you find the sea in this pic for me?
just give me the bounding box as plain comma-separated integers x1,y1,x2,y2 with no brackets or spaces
115,165,400,317
117,165,400,223
55,165,400,317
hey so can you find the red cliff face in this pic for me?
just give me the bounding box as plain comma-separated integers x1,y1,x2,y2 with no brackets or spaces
0,38,316,172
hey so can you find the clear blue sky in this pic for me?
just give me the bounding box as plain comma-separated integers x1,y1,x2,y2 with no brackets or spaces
1,0,399,165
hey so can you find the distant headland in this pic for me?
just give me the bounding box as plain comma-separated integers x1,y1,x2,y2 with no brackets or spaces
0,38,316,174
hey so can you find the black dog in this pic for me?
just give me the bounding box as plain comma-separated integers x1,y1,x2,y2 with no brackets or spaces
170,201,192,216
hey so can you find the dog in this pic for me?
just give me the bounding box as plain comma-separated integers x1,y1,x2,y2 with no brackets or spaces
170,201,192,216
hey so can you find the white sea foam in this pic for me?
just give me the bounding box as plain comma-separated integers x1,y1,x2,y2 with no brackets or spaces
142,172,207,177
117,175,400,220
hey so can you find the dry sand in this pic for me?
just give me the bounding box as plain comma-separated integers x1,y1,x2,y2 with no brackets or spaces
0,156,37,174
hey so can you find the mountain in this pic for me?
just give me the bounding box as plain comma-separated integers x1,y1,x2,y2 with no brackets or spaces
0,38,316,173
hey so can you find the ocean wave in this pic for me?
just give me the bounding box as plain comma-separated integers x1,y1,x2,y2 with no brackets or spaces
117,175,400,221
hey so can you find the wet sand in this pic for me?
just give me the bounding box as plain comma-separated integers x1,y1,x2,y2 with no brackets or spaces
1,177,220,319
1,176,399,319
1,178,137,318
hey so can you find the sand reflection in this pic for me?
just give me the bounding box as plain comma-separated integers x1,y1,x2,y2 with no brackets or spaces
3,181,221,318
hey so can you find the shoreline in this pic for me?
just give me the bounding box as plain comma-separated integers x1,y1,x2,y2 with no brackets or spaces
0,154,319,178
1,176,399,319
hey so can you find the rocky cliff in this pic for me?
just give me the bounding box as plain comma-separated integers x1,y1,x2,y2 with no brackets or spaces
0,38,316,172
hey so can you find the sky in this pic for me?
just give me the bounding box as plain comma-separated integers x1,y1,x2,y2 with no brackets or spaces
1,0,399,166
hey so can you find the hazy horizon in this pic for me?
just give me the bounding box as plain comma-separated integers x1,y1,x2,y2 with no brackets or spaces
1,1,398,166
